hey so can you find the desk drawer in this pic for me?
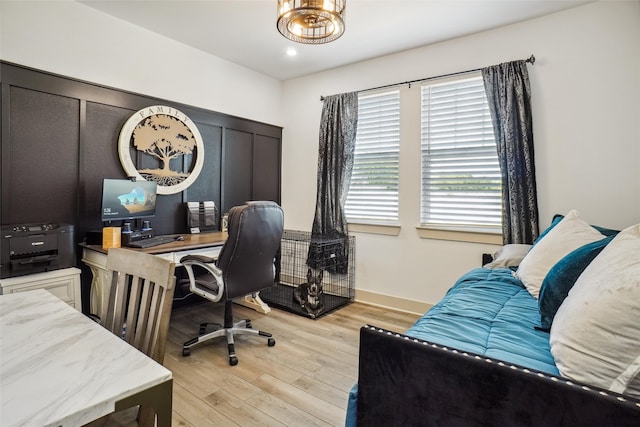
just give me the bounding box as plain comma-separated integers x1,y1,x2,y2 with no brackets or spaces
154,252,176,263
172,246,222,264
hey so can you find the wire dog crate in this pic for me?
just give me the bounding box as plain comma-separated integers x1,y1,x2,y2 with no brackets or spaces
260,230,355,319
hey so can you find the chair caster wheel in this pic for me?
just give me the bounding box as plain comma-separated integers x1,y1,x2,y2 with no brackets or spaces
246,320,252,329
182,347,191,357
229,356,238,366
268,338,276,347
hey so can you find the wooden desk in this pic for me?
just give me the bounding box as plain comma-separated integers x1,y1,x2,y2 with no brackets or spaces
80,232,271,318
0,289,172,427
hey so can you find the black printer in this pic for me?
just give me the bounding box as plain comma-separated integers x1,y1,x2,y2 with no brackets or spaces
1,223,75,279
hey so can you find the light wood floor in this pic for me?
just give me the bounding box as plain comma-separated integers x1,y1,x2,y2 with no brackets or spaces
163,299,419,427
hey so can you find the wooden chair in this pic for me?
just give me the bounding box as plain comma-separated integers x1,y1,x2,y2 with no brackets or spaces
104,247,177,364
85,247,176,427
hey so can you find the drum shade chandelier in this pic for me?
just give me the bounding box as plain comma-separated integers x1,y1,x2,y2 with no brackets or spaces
277,0,346,44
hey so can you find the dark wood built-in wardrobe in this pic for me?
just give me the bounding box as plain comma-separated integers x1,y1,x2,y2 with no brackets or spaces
0,61,282,312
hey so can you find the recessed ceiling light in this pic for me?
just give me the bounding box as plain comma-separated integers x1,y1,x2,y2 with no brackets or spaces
286,47,297,57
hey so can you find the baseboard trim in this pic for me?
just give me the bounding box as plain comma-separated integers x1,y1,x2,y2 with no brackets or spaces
354,289,431,316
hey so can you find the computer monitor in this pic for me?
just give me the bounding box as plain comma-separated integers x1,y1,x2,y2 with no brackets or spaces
101,178,157,223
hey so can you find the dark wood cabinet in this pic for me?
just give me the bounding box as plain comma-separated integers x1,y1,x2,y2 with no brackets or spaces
253,134,281,203
0,61,282,312
222,128,254,213
220,128,281,216
5,87,81,226
1,61,281,233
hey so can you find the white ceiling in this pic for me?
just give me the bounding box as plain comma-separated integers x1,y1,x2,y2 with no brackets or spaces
80,0,591,81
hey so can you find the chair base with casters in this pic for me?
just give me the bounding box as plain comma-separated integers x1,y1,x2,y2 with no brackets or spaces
182,299,275,366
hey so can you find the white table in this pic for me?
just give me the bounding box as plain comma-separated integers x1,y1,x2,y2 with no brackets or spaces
0,289,172,427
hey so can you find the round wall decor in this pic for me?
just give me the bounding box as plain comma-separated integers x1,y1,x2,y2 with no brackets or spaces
118,105,204,195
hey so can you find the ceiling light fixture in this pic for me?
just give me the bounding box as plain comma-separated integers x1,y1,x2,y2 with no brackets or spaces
277,0,346,44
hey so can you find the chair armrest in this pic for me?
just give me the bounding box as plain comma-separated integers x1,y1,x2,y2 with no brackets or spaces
180,254,217,264
180,255,225,303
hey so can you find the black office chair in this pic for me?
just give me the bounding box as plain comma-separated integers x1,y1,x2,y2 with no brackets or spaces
180,201,284,366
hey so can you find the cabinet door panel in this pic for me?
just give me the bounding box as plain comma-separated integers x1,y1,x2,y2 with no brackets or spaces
187,123,222,204
253,134,281,203
7,87,79,225
82,102,135,232
222,129,252,213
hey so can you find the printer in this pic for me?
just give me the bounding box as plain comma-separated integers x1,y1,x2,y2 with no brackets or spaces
1,223,75,279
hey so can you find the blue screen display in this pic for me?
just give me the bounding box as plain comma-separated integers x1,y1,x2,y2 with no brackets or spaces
101,179,157,222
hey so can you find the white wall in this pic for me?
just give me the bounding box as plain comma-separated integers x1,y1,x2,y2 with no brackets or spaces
281,1,640,309
0,1,283,126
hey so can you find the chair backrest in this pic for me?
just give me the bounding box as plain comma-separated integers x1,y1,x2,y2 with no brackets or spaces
104,248,176,364
217,201,284,299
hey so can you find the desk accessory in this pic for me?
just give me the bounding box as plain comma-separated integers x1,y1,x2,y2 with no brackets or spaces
102,227,121,249
187,201,218,233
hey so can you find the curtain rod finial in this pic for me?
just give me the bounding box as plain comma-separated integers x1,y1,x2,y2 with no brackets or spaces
528,55,536,65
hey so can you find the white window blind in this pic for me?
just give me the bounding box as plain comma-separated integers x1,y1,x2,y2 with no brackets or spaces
420,75,502,231
345,90,400,223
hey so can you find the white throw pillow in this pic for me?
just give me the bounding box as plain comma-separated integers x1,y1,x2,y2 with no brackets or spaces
484,244,532,268
515,210,605,298
550,224,640,398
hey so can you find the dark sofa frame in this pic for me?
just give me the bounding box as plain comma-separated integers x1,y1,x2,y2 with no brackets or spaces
357,325,640,426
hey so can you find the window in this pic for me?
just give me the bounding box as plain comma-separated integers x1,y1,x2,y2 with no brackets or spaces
345,90,400,224
420,75,501,232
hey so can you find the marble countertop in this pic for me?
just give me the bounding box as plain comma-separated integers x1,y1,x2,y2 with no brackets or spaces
0,289,172,427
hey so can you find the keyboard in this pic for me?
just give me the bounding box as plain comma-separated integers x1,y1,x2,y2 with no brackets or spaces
126,235,179,249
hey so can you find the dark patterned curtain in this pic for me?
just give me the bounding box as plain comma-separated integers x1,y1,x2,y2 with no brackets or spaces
482,61,539,245
309,92,358,272
311,92,358,238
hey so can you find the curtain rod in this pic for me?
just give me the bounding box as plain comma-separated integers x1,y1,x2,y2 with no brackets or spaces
320,54,535,101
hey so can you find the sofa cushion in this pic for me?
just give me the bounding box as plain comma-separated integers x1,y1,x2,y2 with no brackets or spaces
515,210,606,298
537,234,615,331
484,244,532,269
536,213,620,244
534,214,563,245
550,224,640,398
407,268,559,375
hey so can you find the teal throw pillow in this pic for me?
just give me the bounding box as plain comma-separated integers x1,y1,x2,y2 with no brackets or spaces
538,235,615,331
